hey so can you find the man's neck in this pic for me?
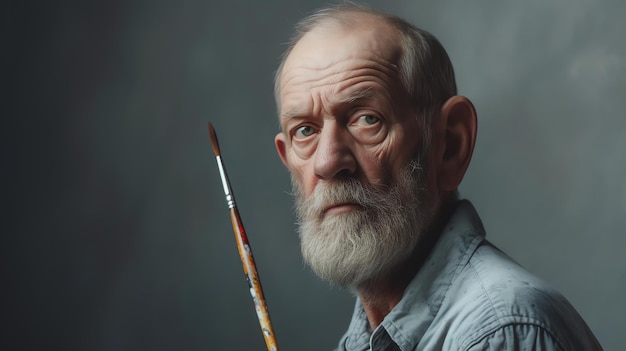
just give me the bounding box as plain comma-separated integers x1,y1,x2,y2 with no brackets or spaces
356,199,459,331
356,258,422,330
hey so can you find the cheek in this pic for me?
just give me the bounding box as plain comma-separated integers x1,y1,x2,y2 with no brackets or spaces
355,147,392,185
287,155,317,196
358,139,418,186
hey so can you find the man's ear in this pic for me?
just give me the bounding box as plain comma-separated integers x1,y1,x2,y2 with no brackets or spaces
436,95,477,192
275,132,290,168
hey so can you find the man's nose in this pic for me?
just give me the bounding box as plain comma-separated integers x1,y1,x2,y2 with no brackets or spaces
313,123,357,179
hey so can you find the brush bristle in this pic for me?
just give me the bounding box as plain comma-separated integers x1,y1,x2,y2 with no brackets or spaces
207,122,221,156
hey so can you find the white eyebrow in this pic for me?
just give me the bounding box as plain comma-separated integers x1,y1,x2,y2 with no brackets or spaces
280,108,307,120
338,87,377,104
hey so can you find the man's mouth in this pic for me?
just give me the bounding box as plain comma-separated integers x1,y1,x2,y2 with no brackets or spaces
323,203,363,216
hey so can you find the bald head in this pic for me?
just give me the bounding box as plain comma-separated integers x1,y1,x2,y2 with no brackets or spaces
274,3,457,132
279,15,405,111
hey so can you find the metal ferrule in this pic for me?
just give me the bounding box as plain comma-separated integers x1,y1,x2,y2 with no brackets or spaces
216,156,237,209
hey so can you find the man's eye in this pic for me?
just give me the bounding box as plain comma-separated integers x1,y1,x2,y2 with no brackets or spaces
293,125,317,139
356,115,380,126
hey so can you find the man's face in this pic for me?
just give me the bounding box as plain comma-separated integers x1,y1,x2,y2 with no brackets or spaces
275,18,435,287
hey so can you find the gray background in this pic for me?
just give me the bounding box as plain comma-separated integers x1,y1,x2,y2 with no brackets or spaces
4,0,624,350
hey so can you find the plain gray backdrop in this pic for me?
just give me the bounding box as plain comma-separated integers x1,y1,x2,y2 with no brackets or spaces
4,0,624,350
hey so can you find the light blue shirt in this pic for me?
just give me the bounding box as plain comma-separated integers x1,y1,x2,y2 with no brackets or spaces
335,201,602,351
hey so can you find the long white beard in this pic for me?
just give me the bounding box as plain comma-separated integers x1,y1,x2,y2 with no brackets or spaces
293,160,431,289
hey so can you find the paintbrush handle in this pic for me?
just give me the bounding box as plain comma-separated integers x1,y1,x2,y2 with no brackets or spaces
208,122,279,350
229,207,279,351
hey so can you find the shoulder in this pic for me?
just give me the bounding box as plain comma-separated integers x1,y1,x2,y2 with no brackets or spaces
436,241,601,351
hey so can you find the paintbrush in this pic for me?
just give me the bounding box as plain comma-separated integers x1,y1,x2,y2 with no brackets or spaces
207,122,279,351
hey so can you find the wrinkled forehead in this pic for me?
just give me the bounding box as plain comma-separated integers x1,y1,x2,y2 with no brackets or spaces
279,15,403,88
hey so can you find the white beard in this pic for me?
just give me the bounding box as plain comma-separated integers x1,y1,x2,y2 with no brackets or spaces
293,160,431,289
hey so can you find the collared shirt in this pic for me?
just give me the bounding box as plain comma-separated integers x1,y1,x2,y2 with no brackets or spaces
335,201,602,351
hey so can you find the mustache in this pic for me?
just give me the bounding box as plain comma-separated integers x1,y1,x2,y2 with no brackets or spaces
292,159,426,223
295,177,397,221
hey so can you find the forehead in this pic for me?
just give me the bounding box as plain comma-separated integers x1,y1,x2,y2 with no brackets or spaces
279,16,403,100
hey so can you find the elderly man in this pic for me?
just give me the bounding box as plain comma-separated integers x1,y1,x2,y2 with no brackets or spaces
273,4,602,351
